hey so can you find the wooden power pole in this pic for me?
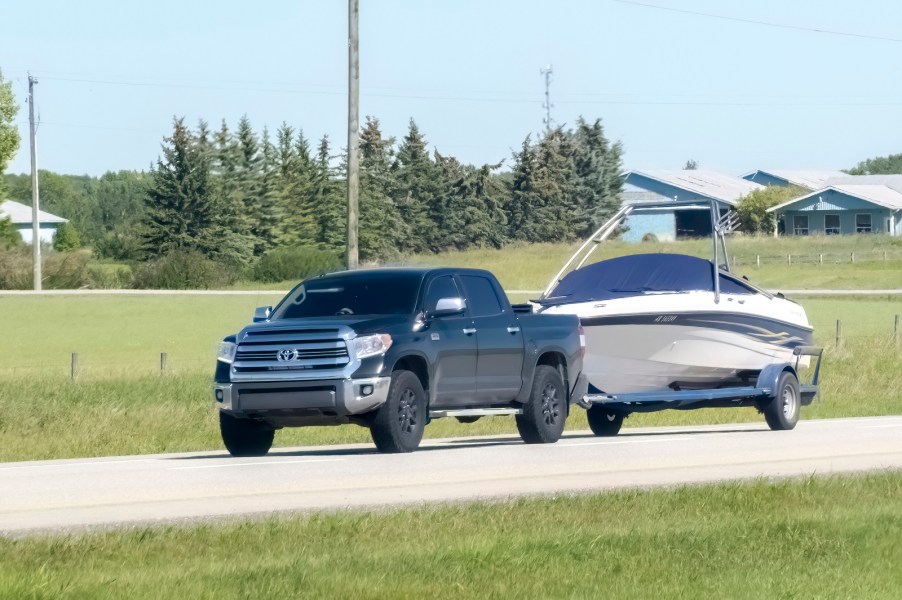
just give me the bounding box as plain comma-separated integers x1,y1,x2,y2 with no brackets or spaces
346,0,360,270
28,74,41,291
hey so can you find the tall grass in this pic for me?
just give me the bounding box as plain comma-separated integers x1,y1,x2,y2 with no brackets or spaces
1,472,900,598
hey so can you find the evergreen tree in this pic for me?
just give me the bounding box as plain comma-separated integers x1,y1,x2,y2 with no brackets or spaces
357,117,403,260
275,123,316,244
143,118,253,266
434,153,507,250
234,115,264,253
572,118,623,237
255,127,282,253
311,135,345,252
393,118,439,252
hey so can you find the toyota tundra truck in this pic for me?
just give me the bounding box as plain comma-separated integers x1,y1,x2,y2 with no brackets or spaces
214,267,586,455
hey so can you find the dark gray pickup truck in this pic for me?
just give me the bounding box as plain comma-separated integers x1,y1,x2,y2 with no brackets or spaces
214,267,586,455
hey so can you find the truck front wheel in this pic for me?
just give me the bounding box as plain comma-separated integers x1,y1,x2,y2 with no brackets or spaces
219,412,275,457
370,370,427,453
516,365,567,444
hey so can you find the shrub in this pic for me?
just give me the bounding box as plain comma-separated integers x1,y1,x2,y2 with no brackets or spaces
52,222,81,252
252,246,343,283
0,216,22,250
0,247,99,290
132,250,236,289
93,226,144,261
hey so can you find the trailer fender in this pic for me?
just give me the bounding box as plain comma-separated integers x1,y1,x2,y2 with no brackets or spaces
755,363,797,399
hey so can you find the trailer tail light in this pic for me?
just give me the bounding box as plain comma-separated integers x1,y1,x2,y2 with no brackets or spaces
578,324,586,359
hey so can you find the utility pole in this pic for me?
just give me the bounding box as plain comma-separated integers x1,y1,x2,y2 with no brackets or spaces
540,64,554,133
346,0,360,270
28,74,41,291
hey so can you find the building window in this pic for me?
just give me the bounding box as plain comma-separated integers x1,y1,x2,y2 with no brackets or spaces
824,214,840,235
856,214,872,233
793,215,809,236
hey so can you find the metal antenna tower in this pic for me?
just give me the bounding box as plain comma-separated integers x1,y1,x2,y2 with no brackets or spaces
540,64,554,133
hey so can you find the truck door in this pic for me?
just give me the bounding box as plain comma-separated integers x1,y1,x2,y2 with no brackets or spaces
458,274,526,403
422,274,478,407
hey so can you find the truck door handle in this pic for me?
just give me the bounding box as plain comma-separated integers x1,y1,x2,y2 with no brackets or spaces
462,328,477,335
507,326,521,334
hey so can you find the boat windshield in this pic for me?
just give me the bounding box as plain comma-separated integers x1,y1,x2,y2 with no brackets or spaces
538,253,757,306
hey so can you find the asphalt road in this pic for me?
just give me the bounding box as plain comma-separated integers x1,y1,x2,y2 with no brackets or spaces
2,416,901,536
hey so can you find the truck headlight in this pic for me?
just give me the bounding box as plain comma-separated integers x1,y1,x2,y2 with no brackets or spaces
354,334,393,360
217,341,237,364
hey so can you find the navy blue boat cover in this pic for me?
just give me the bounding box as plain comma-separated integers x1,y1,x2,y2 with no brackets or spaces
541,253,752,305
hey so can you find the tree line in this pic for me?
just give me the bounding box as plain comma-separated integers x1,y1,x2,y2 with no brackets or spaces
4,115,624,267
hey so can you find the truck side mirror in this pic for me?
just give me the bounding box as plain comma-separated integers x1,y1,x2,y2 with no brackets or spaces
429,297,466,318
253,306,272,322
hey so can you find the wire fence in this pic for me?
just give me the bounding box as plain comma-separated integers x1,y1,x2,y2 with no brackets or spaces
1,316,899,381
733,249,902,267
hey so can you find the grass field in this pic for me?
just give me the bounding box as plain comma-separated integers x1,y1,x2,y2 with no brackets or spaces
1,471,899,598
0,295,899,462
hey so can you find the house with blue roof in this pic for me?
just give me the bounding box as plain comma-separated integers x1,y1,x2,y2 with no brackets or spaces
620,170,762,241
766,181,902,236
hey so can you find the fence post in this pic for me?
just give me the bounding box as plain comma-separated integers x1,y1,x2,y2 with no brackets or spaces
835,320,842,348
788,254,792,266
851,252,854,263
819,253,823,265
895,315,900,347
756,255,760,268
71,353,78,380
160,352,168,374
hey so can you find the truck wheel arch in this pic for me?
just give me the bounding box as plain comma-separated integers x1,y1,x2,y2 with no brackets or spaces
391,355,430,401
536,351,569,408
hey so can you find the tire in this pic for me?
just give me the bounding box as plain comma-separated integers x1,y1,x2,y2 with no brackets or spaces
516,365,567,444
586,406,624,436
219,412,275,457
370,370,427,453
764,370,800,431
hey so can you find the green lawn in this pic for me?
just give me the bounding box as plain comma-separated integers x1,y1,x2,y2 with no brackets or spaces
2,472,900,598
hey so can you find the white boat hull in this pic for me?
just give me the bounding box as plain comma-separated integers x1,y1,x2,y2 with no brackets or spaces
542,291,813,394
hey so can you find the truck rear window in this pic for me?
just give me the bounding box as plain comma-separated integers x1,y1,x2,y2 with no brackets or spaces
276,273,422,318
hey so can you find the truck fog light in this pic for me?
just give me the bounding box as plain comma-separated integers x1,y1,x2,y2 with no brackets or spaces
361,384,374,397
215,389,224,402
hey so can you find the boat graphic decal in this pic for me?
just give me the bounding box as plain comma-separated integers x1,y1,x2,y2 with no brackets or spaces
580,312,813,348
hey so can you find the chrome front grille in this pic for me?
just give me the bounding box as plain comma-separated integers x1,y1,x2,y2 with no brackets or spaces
233,327,351,378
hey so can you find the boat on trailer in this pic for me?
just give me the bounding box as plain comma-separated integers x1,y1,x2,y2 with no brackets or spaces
535,199,821,433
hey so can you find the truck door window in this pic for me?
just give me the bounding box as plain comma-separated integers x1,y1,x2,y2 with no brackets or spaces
425,275,462,312
459,275,503,317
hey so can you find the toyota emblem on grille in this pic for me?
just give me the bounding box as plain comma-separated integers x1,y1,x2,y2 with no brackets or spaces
276,347,298,362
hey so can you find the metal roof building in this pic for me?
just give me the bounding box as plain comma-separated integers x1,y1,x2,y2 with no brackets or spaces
0,199,68,245
766,185,902,236
741,169,848,191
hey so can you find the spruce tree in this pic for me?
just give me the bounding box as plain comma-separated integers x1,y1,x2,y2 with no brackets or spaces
311,135,345,253
255,127,282,253
393,119,440,252
357,117,403,261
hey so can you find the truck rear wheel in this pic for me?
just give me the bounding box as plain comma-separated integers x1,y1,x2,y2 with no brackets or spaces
586,406,624,436
516,365,567,444
219,412,275,457
370,370,426,453
764,370,800,431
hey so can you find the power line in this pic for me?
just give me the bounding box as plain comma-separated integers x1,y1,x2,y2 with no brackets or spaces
614,0,902,43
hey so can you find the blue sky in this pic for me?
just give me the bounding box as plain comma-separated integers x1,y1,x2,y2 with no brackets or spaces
2,0,901,177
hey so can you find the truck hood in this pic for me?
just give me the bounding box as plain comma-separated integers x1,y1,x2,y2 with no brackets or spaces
239,314,411,338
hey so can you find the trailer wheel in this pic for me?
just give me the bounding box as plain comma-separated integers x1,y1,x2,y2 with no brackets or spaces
219,412,275,457
516,365,567,444
586,406,624,436
764,371,800,431
370,370,427,453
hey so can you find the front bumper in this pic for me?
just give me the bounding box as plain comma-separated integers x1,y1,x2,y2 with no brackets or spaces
214,376,391,417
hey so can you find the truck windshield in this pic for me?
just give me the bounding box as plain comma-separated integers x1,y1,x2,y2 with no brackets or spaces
275,272,422,319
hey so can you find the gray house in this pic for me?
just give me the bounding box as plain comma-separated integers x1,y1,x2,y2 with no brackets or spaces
621,170,762,241
767,184,902,236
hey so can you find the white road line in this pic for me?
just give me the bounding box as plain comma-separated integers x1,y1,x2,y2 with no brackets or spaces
169,458,345,470
861,423,902,429
556,437,693,447
0,459,154,472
